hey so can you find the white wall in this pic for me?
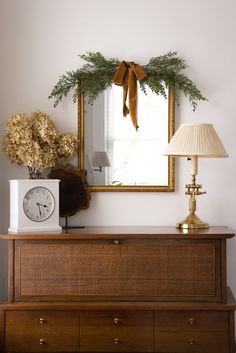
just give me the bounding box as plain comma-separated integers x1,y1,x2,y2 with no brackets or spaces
0,0,236,301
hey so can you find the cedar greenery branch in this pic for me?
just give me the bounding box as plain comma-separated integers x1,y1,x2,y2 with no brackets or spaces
49,51,206,110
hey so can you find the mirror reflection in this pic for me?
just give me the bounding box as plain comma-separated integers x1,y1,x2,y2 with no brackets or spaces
80,85,174,191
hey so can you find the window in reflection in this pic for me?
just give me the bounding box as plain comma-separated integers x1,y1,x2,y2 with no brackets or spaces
84,85,169,186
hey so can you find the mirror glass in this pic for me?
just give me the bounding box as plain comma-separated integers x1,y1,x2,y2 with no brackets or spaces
78,84,175,191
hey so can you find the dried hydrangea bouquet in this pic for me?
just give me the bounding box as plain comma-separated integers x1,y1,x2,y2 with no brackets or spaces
2,111,78,179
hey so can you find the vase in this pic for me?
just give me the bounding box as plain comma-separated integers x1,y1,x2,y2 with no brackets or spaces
28,166,43,179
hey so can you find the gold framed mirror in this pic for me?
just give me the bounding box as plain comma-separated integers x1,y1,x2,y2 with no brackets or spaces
78,85,175,192
49,52,206,193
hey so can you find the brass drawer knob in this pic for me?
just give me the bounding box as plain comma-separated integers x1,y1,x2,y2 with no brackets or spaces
113,240,120,244
113,317,121,325
39,339,45,345
114,338,120,344
188,317,195,325
188,339,195,345
39,318,45,324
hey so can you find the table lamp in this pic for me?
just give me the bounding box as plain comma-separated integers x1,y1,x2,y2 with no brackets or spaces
163,123,228,229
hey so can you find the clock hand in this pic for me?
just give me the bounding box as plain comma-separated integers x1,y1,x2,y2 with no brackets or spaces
38,203,48,208
36,202,42,217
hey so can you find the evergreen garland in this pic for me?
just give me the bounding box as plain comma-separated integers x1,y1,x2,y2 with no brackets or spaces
49,51,206,110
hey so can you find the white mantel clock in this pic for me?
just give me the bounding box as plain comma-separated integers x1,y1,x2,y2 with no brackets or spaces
9,179,62,233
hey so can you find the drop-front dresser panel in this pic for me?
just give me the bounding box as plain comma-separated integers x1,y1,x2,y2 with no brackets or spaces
14,238,221,302
0,226,235,353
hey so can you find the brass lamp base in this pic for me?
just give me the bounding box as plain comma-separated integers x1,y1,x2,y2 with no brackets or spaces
176,213,209,230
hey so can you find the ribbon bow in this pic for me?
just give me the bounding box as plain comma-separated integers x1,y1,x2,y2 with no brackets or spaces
113,61,146,130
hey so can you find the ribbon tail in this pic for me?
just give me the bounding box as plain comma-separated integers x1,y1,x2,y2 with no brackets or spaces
128,69,139,130
123,104,129,117
122,70,129,117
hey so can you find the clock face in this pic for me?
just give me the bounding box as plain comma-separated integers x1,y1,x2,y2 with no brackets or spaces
23,186,55,222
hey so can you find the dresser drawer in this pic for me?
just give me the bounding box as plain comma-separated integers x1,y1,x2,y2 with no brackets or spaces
155,310,229,331
155,331,229,353
5,311,79,352
80,310,153,352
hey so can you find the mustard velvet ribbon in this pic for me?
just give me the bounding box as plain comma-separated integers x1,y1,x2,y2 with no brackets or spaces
113,61,146,130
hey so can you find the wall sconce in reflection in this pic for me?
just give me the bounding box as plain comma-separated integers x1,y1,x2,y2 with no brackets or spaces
92,151,111,172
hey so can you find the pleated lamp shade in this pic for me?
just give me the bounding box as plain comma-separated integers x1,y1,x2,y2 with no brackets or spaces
164,123,228,158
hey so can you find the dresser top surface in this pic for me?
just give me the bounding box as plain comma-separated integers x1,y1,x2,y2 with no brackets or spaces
0,226,235,240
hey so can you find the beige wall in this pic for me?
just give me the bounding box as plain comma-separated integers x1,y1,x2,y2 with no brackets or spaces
0,0,236,301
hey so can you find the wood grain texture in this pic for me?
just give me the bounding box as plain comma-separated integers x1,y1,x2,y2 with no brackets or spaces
229,311,235,353
0,290,236,310
221,239,227,303
155,310,229,331
155,331,229,353
5,311,79,352
0,311,4,353
80,311,153,352
1,226,235,240
8,240,14,302
48,164,90,217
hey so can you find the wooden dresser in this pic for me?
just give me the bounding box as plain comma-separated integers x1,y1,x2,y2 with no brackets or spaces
0,226,235,353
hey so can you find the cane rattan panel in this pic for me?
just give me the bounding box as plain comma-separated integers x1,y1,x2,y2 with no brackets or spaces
14,240,218,301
